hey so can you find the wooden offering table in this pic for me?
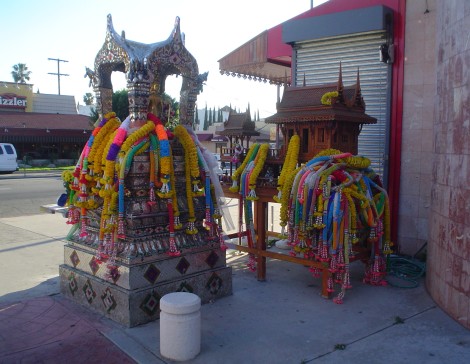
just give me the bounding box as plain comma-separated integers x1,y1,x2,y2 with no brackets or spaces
223,186,334,298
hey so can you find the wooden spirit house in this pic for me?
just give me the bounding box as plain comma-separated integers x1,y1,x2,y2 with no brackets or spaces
218,107,260,165
222,66,387,299
265,66,377,165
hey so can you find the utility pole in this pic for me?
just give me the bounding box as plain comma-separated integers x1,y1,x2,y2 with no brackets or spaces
48,58,69,95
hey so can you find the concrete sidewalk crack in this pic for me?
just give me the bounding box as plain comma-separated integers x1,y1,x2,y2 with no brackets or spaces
307,305,438,362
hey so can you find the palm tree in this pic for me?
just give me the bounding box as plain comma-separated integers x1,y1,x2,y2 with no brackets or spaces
11,63,32,84
83,92,94,105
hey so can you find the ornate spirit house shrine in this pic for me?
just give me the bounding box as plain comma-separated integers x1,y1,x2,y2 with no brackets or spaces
266,65,377,165
59,15,232,327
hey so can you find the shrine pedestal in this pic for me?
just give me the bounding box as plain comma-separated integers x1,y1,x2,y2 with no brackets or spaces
59,241,232,327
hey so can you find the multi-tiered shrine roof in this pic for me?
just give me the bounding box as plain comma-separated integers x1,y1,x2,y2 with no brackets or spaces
266,69,377,126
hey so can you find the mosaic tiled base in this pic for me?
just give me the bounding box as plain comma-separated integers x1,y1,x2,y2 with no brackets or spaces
63,243,227,290
60,153,233,327
59,264,232,327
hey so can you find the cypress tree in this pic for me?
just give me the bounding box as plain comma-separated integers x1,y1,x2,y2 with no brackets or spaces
194,106,200,130
203,104,209,130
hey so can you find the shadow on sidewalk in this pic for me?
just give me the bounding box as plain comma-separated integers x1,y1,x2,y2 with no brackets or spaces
0,277,60,305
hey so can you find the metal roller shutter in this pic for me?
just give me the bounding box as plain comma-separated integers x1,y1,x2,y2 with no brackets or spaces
294,31,391,184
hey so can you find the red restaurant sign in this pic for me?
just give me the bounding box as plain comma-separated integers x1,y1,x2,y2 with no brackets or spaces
0,93,27,109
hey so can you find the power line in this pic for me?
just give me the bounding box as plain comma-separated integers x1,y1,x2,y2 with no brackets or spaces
48,58,69,95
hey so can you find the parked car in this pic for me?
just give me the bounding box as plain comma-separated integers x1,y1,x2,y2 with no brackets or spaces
0,143,19,174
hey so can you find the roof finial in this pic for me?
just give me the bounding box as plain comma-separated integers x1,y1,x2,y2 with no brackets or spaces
354,67,364,108
337,62,344,103
171,16,183,43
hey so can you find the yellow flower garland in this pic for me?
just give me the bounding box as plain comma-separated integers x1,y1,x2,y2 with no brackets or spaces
279,165,303,230
344,155,371,169
247,143,269,200
88,115,120,175
320,91,339,105
102,130,118,170
184,146,198,234
100,120,155,196
121,121,155,154
99,140,149,237
62,170,74,184
274,134,300,202
343,187,359,243
229,143,259,193
168,147,181,230
315,148,341,158
174,125,201,194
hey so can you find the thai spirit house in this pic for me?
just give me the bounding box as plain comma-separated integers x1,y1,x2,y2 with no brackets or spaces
265,66,377,167
59,15,232,327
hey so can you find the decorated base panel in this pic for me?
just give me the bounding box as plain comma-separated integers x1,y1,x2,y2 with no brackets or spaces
63,242,228,291
59,264,232,327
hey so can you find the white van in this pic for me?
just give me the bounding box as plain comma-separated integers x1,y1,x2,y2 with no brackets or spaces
0,143,19,173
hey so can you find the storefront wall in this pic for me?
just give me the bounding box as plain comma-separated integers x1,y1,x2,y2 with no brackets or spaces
397,0,436,255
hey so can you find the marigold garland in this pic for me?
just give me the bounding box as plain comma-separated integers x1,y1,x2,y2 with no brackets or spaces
63,109,225,266
277,148,391,302
184,147,198,235
343,155,371,169
247,143,269,200
121,120,155,154
168,144,181,230
89,115,120,175
321,91,339,105
100,120,154,197
274,134,300,202
106,115,132,169
72,112,114,183
62,170,74,184
174,125,201,194
229,143,259,193
279,165,303,234
72,113,120,214
97,130,118,190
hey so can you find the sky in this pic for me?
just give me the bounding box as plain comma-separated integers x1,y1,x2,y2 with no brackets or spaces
1,0,328,119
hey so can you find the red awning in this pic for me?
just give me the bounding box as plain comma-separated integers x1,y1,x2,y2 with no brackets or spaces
218,25,292,85
218,0,397,84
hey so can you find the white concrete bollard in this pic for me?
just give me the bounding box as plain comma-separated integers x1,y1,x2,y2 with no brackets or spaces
160,292,201,361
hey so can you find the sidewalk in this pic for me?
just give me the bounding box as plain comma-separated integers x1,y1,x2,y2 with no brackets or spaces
1,213,469,363
0,169,64,180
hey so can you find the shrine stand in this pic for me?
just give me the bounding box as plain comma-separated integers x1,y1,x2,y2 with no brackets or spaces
222,66,391,302
59,15,232,327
